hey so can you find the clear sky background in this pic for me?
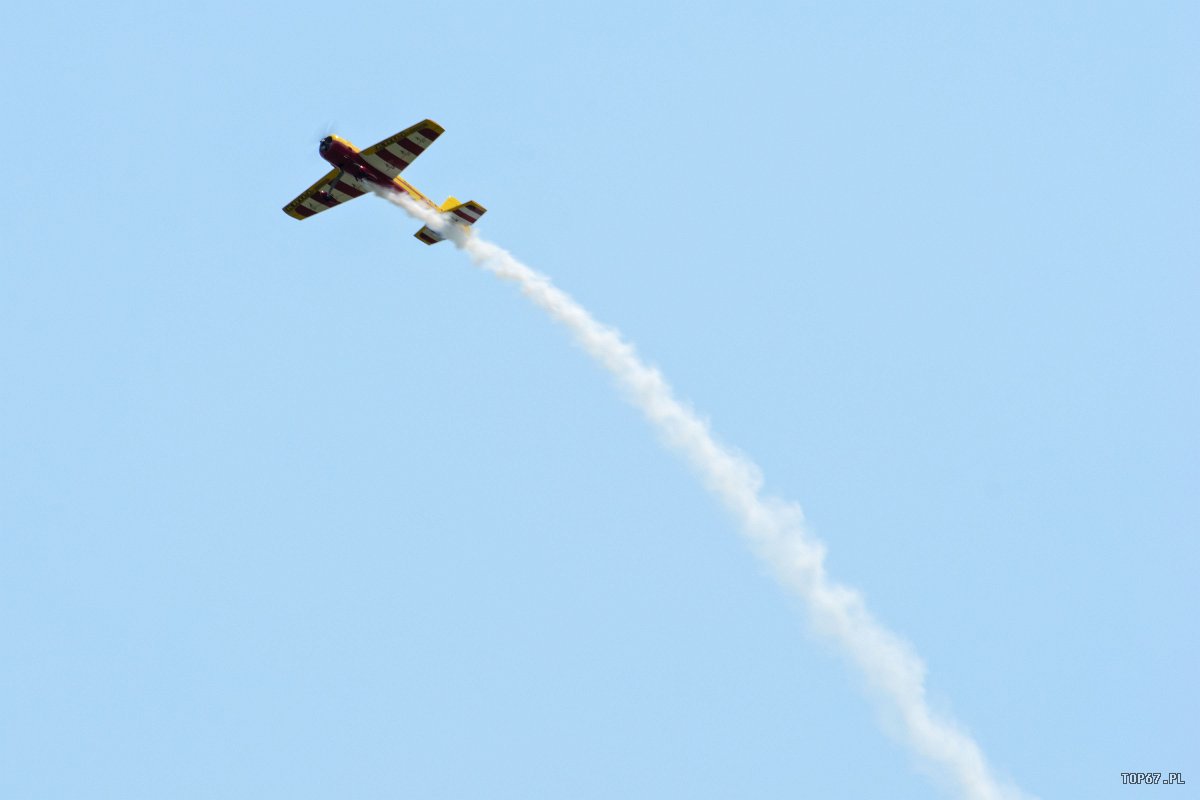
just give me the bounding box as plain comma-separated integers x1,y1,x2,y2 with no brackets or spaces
1,2,1196,798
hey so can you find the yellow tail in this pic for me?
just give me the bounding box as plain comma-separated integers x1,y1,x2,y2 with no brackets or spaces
413,197,488,245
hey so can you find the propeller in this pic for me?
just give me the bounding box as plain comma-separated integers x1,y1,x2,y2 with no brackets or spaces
314,120,337,143
300,121,337,156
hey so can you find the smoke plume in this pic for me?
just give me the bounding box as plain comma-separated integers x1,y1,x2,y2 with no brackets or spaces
376,190,1030,800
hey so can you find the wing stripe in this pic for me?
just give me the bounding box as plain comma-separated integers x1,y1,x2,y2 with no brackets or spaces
397,139,424,156
375,149,410,170
385,146,416,164
311,192,338,208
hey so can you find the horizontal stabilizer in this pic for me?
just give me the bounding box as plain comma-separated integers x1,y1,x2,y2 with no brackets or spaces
413,198,487,245
442,198,487,226
414,225,444,245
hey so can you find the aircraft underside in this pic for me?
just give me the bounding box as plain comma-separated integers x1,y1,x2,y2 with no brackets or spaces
282,119,486,244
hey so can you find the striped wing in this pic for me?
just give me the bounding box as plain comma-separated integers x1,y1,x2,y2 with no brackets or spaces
360,119,444,180
282,169,370,220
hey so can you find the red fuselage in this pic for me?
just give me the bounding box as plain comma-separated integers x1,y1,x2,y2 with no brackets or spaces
317,135,436,209
320,136,393,190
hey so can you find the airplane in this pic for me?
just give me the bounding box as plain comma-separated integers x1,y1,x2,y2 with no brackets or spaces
282,119,485,245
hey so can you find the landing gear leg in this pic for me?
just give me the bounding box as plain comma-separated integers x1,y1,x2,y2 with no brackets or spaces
319,169,345,201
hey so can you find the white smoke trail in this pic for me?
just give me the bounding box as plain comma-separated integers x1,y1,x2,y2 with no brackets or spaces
378,190,1031,800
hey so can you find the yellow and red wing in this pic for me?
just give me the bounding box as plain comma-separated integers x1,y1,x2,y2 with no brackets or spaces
282,169,370,220
359,119,445,181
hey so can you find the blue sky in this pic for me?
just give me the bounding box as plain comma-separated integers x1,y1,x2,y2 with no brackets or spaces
1,2,1196,798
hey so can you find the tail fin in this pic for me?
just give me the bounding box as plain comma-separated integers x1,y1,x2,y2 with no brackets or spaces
413,197,488,245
